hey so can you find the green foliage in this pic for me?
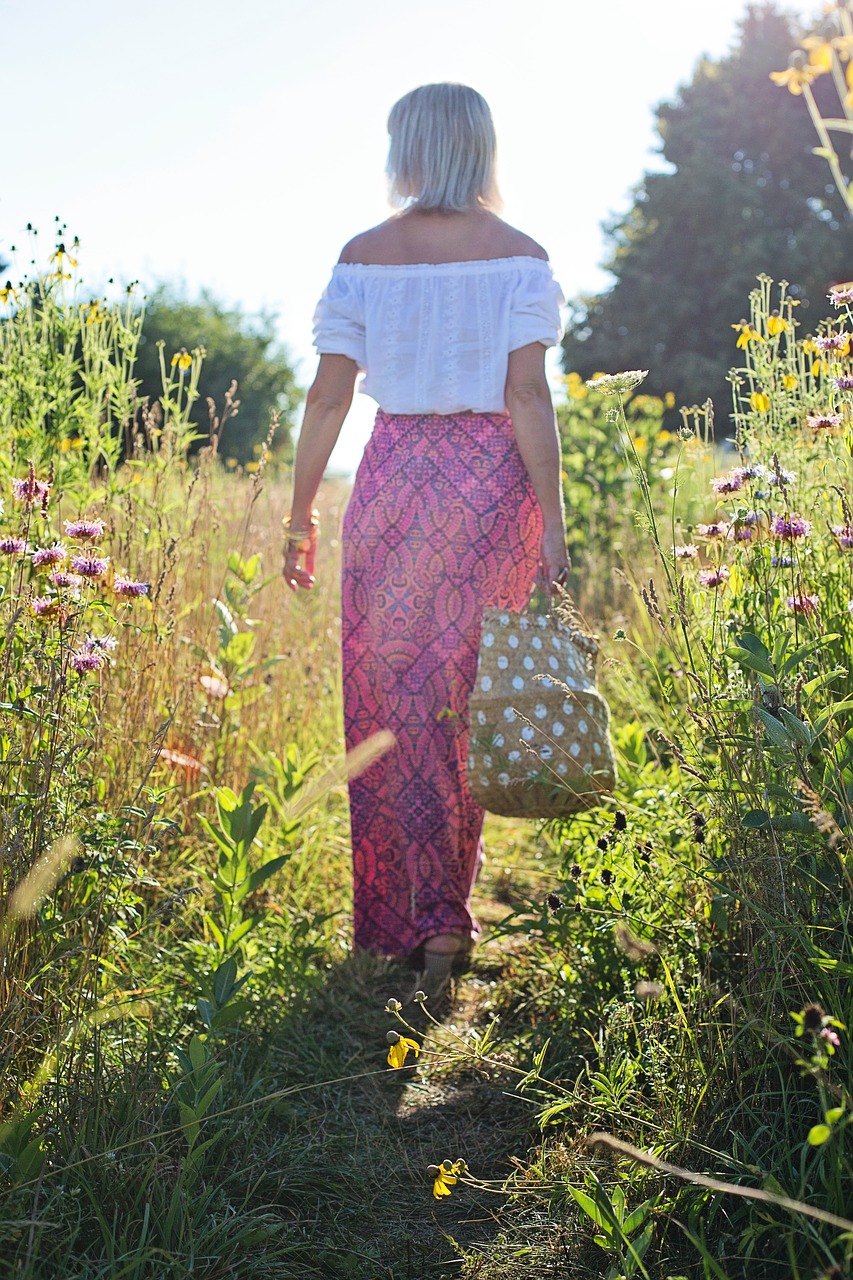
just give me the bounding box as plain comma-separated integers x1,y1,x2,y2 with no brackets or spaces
134,286,303,464
562,4,853,426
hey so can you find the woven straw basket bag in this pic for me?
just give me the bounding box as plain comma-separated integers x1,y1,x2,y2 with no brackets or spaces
466,607,616,818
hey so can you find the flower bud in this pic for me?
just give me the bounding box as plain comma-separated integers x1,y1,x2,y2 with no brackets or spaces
426,1165,440,1176
413,989,427,1003
385,998,401,1013
386,1030,401,1044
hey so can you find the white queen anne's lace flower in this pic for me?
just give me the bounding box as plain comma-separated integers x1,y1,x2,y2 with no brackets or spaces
585,369,649,395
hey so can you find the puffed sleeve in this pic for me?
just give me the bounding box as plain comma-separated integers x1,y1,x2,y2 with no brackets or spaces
508,263,566,352
312,266,367,368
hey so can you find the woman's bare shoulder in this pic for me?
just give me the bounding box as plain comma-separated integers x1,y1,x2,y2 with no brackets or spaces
337,221,400,264
489,218,549,261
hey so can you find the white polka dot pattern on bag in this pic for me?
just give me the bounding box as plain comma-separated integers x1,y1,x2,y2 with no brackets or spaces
469,611,612,806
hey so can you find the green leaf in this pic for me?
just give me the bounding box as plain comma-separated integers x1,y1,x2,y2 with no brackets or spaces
212,956,238,1005
741,808,770,829
779,709,811,748
566,1184,612,1232
807,1123,832,1146
730,633,775,677
757,708,794,750
245,855,289,896
223,631,255,668
780,636,840,679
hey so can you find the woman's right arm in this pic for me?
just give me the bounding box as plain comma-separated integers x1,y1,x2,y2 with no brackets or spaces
284,353,358,591
504,342,570,589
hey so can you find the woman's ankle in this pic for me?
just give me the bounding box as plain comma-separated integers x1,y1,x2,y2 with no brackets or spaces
423,932,467,956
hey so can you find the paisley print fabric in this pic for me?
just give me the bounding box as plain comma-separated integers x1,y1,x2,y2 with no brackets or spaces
342,409,542,956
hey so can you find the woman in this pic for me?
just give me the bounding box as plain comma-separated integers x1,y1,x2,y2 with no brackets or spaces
284,83,569,994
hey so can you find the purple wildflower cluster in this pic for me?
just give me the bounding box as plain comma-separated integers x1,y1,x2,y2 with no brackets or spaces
771,514,812,540
699,567,730,589
807,412,842,432
831,524,853,549
814,332,849,352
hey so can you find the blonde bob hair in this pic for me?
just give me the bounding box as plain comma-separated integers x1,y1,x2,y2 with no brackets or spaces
386,83,502,213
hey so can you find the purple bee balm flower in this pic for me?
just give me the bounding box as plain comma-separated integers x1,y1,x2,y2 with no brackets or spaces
807,413,842,431
771,555,794,568
699,567,730,588
113,575,151,598
673,544,699,559
31,543,67,569
70,650,105,674
767,466,796,486
832,524,853,549
696,522,730,539
70,552,109,579
739,464,767,480
771,514,812,539
48,570,83,591
0,536,27,556
833,375,853,390
710,470,745,494
12,475,50,508
30,595,64,622
732,526,754,541
81,634,118,654
829,285,853,306
64,517,106,542
787,593,819,616
814,332,848,351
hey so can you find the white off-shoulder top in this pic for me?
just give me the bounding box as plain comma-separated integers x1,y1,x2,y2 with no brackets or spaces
312,256,565,415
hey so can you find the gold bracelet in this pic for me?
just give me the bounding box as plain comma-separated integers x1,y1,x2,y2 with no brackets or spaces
283,509,319,552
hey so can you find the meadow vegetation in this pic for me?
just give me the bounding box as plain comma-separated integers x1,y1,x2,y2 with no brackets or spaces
3,13,853,1271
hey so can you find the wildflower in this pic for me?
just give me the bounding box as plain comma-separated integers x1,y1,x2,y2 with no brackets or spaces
673,544,699,559
386,1031,420,1069
429,1159,466,1199
30,596,63,621
829,283,853,307
711,470,746,494
113,575,150,598
384,998,402,1014
0,281,19,306
767,312,788,336
49,570,83,591
833,375,853,390
635,980,664,1001
767,465,796,486
739,464,767,480
749,391,771,413
731,525,754,541
801,35,834,73
601,868,616,886
412,990,427,1004
614,922,657,961
31,543,66,569
814,332,849,352
613,811,627,831
64,516,105,541
699,567,730,588
732,321,764,348
596,836,609,852
787,593,820,615
585,369,648,395
783,374,798,390
546,892,565,912
831,524,853,548
49,242,78,272
821,1026,842,1048
696,521,730,539
569,863,582,879
771,514,812,539
0,536,27,556
71,552,109,579
770,51,824,95
170,349,193,371
693,812,706,843
12,474,50,508
771,555,794,568
81,635,118,655
70,650,105,674
807,412,843,432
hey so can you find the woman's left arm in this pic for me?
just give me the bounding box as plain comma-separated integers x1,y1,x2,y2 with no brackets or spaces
284,353,358,591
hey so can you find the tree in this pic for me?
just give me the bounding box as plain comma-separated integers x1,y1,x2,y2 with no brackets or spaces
134,287,303,462
561,3,853,430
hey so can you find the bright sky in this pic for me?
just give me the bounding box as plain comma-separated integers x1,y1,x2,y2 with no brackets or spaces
4,0,809,473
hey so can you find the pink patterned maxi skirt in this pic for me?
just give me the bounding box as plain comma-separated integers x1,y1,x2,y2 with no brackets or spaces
342,409,542,957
